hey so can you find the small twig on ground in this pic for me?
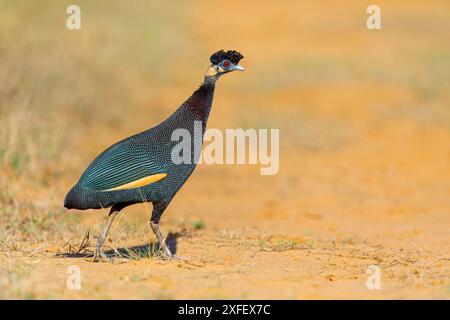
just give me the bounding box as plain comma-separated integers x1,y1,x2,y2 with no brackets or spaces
75,227,92,255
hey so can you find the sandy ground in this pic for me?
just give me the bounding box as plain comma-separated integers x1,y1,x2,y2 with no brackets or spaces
0,1,449,299
2,124,449,299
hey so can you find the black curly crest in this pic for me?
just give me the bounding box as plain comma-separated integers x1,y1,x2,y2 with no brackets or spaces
210,50,244,65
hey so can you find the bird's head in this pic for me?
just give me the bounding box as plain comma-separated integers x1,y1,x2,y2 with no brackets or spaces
205,49,244,80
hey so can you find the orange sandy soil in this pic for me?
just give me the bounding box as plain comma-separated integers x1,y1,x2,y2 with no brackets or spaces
0,1,449,299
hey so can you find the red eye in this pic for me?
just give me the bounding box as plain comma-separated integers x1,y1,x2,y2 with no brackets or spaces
223,60,230,68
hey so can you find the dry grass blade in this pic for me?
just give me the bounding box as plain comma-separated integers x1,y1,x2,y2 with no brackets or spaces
75,227,92,255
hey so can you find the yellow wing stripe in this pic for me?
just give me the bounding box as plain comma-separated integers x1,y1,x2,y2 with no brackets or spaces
104,173,167,191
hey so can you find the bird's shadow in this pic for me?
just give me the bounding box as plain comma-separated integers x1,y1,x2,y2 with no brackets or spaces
57,231,180,260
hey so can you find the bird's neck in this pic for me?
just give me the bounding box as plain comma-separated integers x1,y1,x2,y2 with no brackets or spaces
183,77,216,124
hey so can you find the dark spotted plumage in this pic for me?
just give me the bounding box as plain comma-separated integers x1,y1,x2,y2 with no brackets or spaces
64,82,215,210
64,50,244,259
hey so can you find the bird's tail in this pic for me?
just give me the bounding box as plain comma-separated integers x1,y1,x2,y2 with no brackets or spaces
64,186,77,209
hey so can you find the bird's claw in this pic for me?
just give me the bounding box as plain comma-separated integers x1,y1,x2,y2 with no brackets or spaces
93,250,113,262
156,245,183,261
158,249,187,261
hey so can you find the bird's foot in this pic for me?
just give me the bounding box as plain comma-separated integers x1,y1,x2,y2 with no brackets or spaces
157,248,174,260
93,249,113,262
171,254,189,261
157,246,188,261
159,252,186,261
156,244,181,260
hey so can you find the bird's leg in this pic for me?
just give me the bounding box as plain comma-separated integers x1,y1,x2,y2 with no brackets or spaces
150,202,173,259
94,207,119,262
150,220,173,258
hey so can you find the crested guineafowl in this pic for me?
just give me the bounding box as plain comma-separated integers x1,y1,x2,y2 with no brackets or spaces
64,50,244,260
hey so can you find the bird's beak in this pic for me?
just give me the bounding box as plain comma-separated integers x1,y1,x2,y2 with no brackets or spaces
232,64,245,72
